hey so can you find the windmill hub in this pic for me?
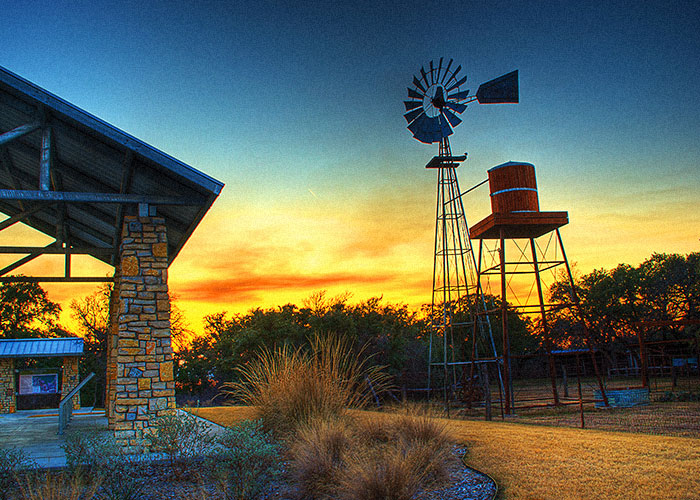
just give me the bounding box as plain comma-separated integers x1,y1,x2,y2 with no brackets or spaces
404,58,519,144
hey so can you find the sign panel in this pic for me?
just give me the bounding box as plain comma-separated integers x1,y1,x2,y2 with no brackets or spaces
19,374,58,395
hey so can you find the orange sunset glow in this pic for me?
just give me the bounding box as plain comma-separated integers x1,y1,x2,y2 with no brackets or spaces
1,1,698,337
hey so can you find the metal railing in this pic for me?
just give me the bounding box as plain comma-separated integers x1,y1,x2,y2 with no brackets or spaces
58,372,94,435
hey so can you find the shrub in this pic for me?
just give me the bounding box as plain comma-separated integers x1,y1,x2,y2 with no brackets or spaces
224,333,391,437
63,427,146,500
147,411,216,479
288,417,355,499
0,448,34,500
209,419,281,500
62,427,121,473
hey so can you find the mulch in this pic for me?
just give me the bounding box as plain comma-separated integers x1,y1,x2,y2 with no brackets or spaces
134,446,497,500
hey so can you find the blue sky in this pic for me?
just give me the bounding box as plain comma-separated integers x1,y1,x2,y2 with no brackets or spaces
2,0,699,327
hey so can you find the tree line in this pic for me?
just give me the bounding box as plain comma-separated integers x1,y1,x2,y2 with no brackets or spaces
0,251,697,403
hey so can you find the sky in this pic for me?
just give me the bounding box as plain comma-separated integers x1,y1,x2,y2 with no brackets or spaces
1,0,699,333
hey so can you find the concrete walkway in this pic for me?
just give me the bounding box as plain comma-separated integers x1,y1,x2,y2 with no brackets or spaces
0,408,224,469
0,408,108,468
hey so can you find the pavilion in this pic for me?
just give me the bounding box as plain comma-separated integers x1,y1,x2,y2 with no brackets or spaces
0,66,224,447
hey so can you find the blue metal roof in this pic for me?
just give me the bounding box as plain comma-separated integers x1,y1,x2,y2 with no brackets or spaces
0,337,84,358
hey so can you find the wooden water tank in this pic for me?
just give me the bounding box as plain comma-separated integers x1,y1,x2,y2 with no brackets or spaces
488,162,539,213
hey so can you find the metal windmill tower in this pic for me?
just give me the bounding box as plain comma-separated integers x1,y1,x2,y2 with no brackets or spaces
403,59,519,405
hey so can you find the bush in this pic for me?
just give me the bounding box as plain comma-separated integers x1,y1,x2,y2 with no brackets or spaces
208,419,281,500
62,427,121,473
224,333,391,437
62,427,146,500
147,411,216,479
0,448,34,500
288,417,355,499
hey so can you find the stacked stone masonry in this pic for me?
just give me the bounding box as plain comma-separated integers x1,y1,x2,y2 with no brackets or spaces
0,358,15,414
109,215,175,447
61,356,81,410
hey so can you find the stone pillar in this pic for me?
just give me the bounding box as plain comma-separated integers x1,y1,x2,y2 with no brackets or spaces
111,215,175,448
0,358,15,414
61,356,81,410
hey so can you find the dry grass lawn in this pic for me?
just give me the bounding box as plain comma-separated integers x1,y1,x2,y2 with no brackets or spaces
190,406,700,500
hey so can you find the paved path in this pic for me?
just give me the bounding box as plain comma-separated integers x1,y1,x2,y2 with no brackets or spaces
0,408,108,468
0,408,224,469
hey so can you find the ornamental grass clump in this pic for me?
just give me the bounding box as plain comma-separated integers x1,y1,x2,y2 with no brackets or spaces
288,417,355,499
224,333,390,437
286,412,456,500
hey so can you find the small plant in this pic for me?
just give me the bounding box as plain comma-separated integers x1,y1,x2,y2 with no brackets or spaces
147,411,215,479
209,419,281,500
0,447,34,500
63,426,146,500
19,471,99,500
63,427,121,474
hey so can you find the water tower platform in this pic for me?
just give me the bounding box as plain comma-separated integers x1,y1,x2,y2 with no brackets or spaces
469,211,568,239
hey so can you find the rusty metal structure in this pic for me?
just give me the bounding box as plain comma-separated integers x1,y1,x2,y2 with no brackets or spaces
470,161,608,414
403,59,518,406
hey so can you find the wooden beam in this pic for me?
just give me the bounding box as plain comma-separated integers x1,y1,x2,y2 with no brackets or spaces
39,126,52,191
0,121,41,147
0,246,114,254
0,189,198,205
0,206,45,232
0,276,114,283
0,243,53,276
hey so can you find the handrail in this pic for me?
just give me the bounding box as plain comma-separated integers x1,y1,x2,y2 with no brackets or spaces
58,372,94,435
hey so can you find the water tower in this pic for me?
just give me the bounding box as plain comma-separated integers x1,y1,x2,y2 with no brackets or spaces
470,161,607,414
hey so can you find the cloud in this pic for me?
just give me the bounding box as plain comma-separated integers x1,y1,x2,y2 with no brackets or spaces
173,270,402,304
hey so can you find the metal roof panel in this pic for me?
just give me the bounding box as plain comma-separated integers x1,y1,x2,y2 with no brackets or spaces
0,337,84,358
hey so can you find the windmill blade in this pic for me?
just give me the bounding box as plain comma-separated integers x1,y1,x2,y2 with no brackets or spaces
442,108,463,128
441,58,453,83
448,89,470,101
429,60,435,84
445,101,467,114
420,66,430,88
445,64,462,87
408,113,434,143
439,113,454,137
446,74,467,92
404,107,424,124
420,67,430,88
476,70,519,104
404,100,422,111
413,76,426,93
436,57,443,84
407,87,423,100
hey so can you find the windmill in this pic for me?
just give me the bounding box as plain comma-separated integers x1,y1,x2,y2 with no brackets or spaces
403,58,518,407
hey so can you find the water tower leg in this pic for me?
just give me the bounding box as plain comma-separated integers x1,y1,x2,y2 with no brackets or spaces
530,238,559,406
499,231,512,415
